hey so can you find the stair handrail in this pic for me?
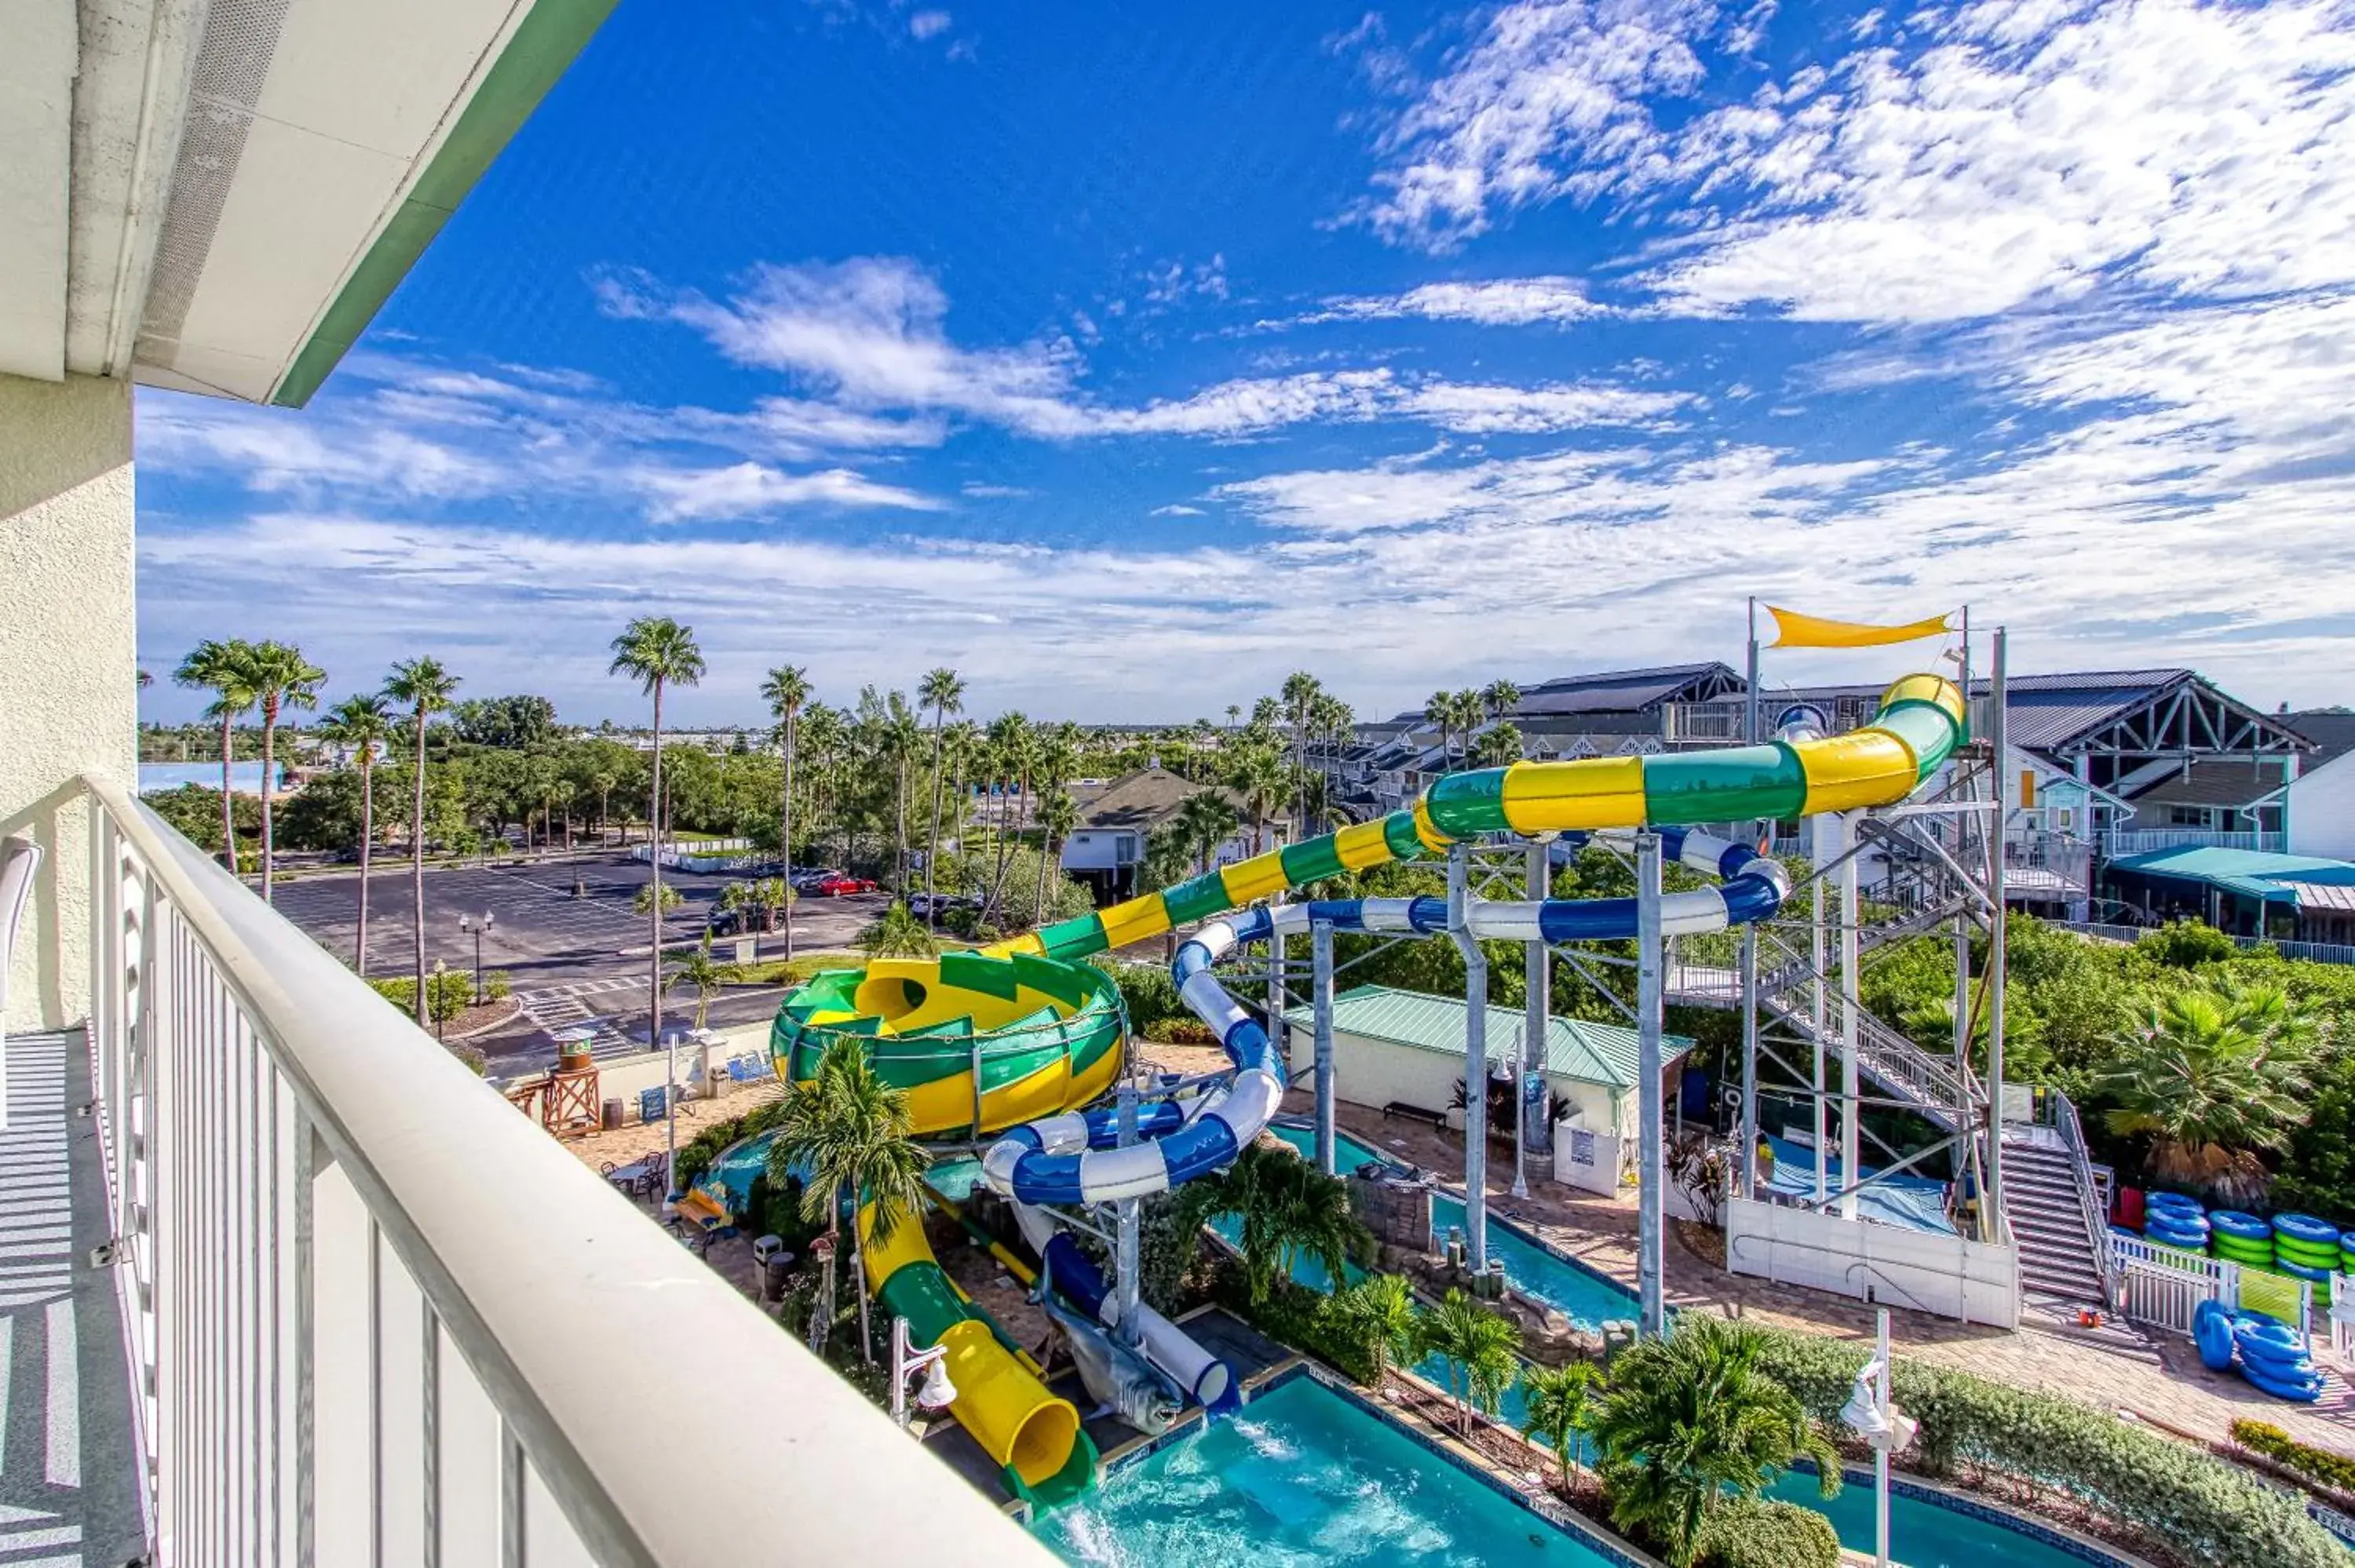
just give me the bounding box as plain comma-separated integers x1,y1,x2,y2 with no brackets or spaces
2049,1087,2119,1307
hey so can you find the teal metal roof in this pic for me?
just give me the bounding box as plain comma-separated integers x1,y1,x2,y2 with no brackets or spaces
1282,983,1690,1089
2110,845,2355,905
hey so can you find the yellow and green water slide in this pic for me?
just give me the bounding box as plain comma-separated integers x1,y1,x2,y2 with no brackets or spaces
770,673,1963,1502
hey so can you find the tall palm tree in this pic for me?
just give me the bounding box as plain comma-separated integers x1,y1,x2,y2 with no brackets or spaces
1587,1318,1838,1568
1473,720,1525,768
318,693,392,975
918,667,966,924
610,617,706,1054
760,665,812,959
1422,690,1455,775
2099,982,2315,1202
1228,745,1288,855
1225,703,1241,734
942,717,978,890
1033,786,1079,928
771,1035,931,1359
1521,1360,1609,1491
174,639,257,873
983,712,1029,921
1414,1289,1522,1436
1481,679,1521,724
384,658,460,1027
879,690,924,896
1280,671,1323,844
240,641,327,903
1180,1142,1364,1304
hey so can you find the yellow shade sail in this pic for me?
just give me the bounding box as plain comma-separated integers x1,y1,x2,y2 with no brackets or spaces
1765,605,1955,650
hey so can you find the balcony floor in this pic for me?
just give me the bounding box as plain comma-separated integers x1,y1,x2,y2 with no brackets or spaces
2,1032,144,1567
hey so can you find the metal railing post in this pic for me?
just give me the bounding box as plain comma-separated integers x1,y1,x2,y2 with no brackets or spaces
1445,846,1488,1274
1311,919,1335,1176
1637,831,1665,1339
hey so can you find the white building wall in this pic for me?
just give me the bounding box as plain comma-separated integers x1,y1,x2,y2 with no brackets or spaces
1724,1196,2020,1327
2287,759,2355,862
1285,1023,1627,1137
1,374,136,1031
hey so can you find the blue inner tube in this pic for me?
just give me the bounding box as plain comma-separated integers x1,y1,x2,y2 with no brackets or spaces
2278,1258,2335,1285
2244,1362,2324,1402
2208,1209,2271,1241
2146,1191,2203,1213
2193,1304,2238,1372
2273,1212,2341,1246
2235,1321,2309,1361
2146,1220,2209,1248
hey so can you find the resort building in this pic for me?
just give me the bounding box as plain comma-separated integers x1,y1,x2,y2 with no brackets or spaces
1058,767,1276,896
2102,845,2355,947
2274,709,2355,861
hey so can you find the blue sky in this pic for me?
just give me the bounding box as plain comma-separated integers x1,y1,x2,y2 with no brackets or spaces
138,0,2355,725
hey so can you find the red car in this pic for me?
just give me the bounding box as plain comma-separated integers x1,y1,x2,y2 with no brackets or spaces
812,873,876,897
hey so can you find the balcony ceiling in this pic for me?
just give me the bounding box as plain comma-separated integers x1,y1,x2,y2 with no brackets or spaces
1,0,613,405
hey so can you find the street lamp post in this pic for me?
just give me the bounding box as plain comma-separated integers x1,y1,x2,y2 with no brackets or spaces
458,910,495,1004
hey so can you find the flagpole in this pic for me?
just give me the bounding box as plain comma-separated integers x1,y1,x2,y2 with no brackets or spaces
1741,597,1761,1199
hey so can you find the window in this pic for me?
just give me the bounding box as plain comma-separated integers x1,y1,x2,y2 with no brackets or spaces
1115,833,1138,862
2167,805,2214,828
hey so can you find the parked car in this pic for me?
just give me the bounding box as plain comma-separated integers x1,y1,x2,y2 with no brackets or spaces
787,868,839,892
904,893,977,918
811,873,877,897
706,906,749,936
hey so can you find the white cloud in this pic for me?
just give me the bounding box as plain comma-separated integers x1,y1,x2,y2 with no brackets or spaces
1144,255,1231,307
1295,275,1604,326
633,462,941,521
1151,503,1206,516
910,9,951,40
1354,0,1721,248
961,482,1033,498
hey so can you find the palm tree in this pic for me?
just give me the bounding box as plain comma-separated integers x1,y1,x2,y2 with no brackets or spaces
982,712,1030,921
1415,1289,1521,1435
318,693,392,974
1228,745,1288,855
2098,982,2315,1202
1586,1318,1839,1568
1481,679,1521,724
662,937,735,1030
609,617,706,1051
751,875,793,937
760,665,811,958
1032,786,1079,929
1280,671,1323,843
1181,1142,1364,1304
240,641,327,903
856,902,940,959
879,690,924,895
771,1034,930,1359
1423,690,1455,775
633,883,685,917
384,657,459,1027
1174,789,1240,877
1521,1360,1609,1492
1473,720,1524,768
174,639,257,873
942,718,978,889
1327,1273,1420,1384
918,667,966,924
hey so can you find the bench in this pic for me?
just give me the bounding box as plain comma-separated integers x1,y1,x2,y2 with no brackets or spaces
1381,1100,1450,1131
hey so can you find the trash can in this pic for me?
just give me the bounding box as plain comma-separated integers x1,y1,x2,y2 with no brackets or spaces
601,1097,624,1131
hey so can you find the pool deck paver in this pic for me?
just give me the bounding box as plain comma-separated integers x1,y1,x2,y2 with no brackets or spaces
1298,1090,2355,1457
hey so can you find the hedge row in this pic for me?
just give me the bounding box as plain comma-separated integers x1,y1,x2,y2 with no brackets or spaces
2233,1418,2355,1498
1695,1496,1839,1568
1745,1326,2340,1567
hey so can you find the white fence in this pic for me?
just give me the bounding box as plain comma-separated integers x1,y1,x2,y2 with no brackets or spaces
82,774,1045,1567
2109,1232,2320,1340
2054,921,2355,968
2102,829,2286,856
1724,1197,2021,1328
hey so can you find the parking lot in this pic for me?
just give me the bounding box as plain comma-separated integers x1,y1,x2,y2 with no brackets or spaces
272,852,889,1076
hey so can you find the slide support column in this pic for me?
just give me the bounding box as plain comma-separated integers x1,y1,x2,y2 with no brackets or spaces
1447,846,1489,1276
1988,627,2009,1233
1517,838,1549,1198
1312,917,1336,1176
1114,1076,1141,1346
1637,830,1666,1339
1838,809,1862,1224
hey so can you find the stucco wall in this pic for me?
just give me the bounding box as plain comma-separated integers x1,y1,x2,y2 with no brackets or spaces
1,373,136,1031
1286,1019,1625,1136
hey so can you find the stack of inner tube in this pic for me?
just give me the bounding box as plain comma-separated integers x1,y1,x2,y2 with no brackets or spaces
2233,1312,2324,1402
2143,1192,2211,1256
2271,1214,2342,1306
2209,1209,2274,1270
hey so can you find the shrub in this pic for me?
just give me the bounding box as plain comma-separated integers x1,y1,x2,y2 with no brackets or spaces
1144,1017,1218,1047
482,969,513,1001
1206,1259,1378,1384
1097,961,1185,1034
365,970,476,1024
2233,1419,2355,1497
1745,1324,2342,1567
2140,920,2239,968
1695,1496,1839,1568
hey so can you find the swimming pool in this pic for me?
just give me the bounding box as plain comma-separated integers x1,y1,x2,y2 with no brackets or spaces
1268,1122,1397,1176
1032,1373,1624,1567
1763,1470,2100,1568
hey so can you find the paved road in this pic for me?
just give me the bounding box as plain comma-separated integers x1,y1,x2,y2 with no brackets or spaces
270,852,889,1076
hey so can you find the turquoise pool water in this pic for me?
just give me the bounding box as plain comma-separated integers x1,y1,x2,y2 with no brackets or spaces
1764,1471,2091,1568
1032,1375,1617,1567
1269,1124,1397,1175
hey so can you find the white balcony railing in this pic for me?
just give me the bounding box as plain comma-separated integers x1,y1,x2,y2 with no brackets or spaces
81,772,1046,1566
2101,828,2285,856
